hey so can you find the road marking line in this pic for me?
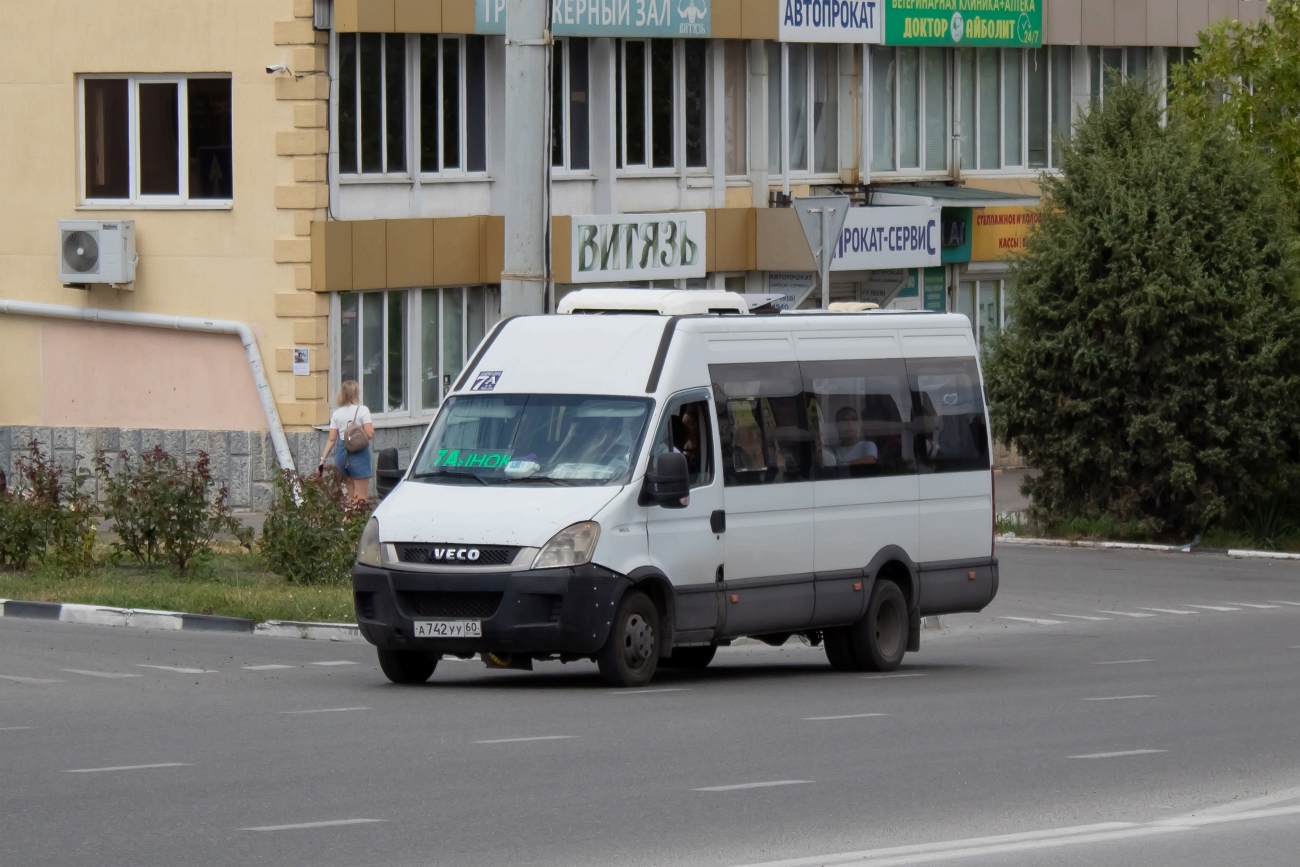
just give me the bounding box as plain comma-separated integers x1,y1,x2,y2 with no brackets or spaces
1081,695,1156,702
1139,608,1199,615
1267,600,1300,606
1097,610,1157,618
0,675,63,684
243,664,295,671
0,726,34,731
1185,605,1240,612
608,688,688,695
280,707,370,715
1000,616,1067,625
861,673,928,680
240,818,386,832
309,661,360,666
61,669,143,679
804,713,889,721
1228,603,1280,609
64,762,192,773
474,735,576,744
137,665,215,674
1093,659,1152,665
694,780,814,792
1054,614,1112,621
1068,749,1166,759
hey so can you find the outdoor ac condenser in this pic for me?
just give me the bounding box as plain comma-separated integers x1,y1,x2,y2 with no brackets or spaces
58,219,136,287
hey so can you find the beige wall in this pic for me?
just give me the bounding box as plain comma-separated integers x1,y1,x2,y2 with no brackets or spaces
0,0,329,430
1048,0,1269,45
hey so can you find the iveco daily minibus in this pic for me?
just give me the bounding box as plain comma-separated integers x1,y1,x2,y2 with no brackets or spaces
352,289,998,687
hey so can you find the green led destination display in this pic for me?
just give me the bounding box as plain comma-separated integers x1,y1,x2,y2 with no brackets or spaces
429,450,513,468
884,0,1041,47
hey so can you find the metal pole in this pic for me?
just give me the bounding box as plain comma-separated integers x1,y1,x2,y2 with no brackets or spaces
500,0,551,317
781,42,790,198
820,208,832,309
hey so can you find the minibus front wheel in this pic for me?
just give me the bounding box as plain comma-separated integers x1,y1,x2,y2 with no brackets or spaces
596,590,660,687
377,649,438,685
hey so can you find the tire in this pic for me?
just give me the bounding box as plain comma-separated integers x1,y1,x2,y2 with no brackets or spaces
848,580,908,672
596,590,660,687
663,644,717,670
377,648,437,684
823,627,858,671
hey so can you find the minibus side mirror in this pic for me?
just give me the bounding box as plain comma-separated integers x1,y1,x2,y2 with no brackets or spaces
642,453,690,509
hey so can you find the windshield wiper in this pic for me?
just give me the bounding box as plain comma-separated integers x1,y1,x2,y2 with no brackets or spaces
411,469,489,485
503,475,580,486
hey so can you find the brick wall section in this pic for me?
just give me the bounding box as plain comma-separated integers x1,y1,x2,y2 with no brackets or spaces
273,0,332,429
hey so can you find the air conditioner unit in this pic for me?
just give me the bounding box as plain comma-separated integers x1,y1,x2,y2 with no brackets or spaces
59,219,136,287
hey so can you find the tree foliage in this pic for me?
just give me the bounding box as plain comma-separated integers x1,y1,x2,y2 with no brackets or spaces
987,79,1300,534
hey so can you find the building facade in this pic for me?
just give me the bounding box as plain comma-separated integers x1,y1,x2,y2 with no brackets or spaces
0,0,1270,499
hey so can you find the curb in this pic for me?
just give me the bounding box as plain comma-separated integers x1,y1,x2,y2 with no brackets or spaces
997,535,1300,561
0,599,361,641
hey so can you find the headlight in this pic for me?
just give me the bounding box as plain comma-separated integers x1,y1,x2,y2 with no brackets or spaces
532,522,600,570
357,517,382,567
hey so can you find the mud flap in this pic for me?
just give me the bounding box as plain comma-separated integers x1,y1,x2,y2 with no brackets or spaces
907,608,921,653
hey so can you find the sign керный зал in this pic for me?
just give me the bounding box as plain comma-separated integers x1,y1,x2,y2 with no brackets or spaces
478,0,711,37
883,0,1041,47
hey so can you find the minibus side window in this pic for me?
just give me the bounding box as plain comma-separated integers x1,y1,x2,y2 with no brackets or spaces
709,362,811,486
648,398,714,488
906,357,991,473
801,358,916,479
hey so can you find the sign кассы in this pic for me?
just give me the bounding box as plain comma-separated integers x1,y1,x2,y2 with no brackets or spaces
571,212,706,283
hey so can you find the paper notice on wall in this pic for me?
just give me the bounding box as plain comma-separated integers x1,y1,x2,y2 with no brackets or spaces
293,348,310,376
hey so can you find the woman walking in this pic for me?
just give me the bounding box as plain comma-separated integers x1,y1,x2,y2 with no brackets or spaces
319,380,374,504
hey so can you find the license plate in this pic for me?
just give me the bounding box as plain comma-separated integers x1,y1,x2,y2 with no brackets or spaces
413,620,482,639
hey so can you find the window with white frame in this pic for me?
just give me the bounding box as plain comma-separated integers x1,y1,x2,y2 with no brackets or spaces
614,39,708,171
339,287,494,417
552,38,590,171
768,42,840,176
955,278,1010,352
871,47,947,174
338,33,407,175
1165,46,1197,92
956,47,1071,172
80,75,233,204
421,34,487,174
724,41,747,176
1090,47,1151,106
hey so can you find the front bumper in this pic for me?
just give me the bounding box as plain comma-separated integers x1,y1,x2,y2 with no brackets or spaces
351,563,631,657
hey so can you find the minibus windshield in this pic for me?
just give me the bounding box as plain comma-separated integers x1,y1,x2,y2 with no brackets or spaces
411,394,655,486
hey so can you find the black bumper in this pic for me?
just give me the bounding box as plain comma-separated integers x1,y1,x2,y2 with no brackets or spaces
351,563,630,657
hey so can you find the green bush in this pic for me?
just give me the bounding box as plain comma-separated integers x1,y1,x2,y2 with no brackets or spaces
0,440,97,573
259,468,370,585
96,447,250,571
987,79,1300,536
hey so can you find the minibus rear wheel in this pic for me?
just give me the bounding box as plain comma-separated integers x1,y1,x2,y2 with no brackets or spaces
849,581,908,672
597,590,660,687
823,627,857,671
377,649,438,684
663,645,717,670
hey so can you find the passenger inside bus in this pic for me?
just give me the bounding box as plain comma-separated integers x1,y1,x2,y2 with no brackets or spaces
822,406,879,469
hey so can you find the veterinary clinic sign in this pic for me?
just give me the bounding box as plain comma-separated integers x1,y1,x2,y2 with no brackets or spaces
832,206,943,271
779,0,882,43
571,212,706,283
478,0,711,37
884,0,1041,47
971,206,1041,261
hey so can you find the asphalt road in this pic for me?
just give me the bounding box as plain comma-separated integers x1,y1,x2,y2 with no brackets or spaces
3,545,1300,867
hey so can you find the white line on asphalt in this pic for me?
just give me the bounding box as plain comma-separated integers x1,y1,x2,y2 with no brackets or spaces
0,675,63,684
1097,611,1157,618
474,735,577,744
1139,608,1200,615
137,665,215,674
804,713,889,721
280,707,371,715
0,726,34,731
61,669,143,679
608,688,689,695
1186,605,1240,612
243,664,295,671
1289,646,1300,650
310,661,360,666
1000,616,1067,625
1228,603,1281,609
1267,600,1300,606
1055,614,1112,621
861,673,928,680
63,762,192,773
240,818,386,832
694,780,814,792
1081,695,1156,702
1068,749,1166,759
1093,659,1152,665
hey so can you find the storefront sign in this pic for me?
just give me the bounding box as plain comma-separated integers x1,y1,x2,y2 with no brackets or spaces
941,207,972,263
571,212,706,283
478,0,711,37
922,266,946,312
832,206,943,271
883,0,1041,47
971,206,1041,261
779,0,882,43
767,271,817,309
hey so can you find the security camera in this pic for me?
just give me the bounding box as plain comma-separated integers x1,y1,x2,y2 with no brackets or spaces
266,63,290,75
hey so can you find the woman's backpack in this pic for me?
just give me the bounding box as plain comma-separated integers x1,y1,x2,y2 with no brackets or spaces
343,405,370,453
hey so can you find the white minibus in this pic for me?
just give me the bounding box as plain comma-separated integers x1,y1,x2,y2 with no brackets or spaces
353,289,998,687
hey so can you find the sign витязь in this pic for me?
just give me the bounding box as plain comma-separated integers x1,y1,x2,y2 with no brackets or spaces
883,0,1041,47
571,213,706,283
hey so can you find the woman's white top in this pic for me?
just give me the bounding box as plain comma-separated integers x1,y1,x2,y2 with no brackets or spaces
330,403,373,432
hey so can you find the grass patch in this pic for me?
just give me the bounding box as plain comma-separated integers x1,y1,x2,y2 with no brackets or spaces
0,552,354,623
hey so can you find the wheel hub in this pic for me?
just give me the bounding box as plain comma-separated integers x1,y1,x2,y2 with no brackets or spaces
622,613,655,668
